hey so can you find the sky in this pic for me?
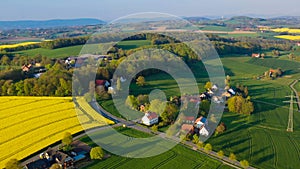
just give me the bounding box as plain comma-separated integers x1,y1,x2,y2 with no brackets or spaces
1,0,300,21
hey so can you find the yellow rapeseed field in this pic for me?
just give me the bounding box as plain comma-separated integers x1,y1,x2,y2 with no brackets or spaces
0,42,40,50
0,96,114,168
272,28,300,34
274,35,300,41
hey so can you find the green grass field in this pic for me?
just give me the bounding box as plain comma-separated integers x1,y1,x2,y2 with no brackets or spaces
109,56,300,169
205,57,300,169
116,40,151,50
200,26,234,32
80,127,234,169
12,40,151,58
14,45,85,58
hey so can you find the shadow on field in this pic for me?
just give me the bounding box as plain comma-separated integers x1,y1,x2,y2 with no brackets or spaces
251,146,270,156
255,154,275,164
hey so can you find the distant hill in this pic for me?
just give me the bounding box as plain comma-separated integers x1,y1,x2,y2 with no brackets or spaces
184,17,210,22
0,18,105,30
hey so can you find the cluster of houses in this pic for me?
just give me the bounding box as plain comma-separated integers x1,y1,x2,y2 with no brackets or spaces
64,55,113,69
21,62,47,78
24,140,91,169
180,83,237,137
181,116,209,137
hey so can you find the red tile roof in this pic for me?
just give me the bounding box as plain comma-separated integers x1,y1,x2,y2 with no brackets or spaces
181,124,194,131
184,116,195,121
95,80,106,86
146,112,158,120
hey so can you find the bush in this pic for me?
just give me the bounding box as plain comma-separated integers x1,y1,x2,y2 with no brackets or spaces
90,146,105,160
229,152,237,161
240,160,249,168
204,143,212,152
217,150,224,158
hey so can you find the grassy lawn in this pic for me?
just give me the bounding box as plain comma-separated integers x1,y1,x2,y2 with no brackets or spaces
80,127,234,169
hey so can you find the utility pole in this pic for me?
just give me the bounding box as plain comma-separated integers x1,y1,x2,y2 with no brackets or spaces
283,91,296,132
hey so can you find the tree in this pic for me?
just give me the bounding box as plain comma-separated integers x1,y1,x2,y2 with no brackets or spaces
204,81,212,90
151,125,158,132
125,95,138,109
192,134,199,144
243,86,249,97
196,141,204,149
0,55,10,65
225,75,231,86
227,96,254,115
90,146,105,160
215,122,226,135
289,53,295,60
240,160,249,168
149,99,166,115
116,77,121,91
62,132,73,151
217,150,224,158
50,163,62,169
136,76,146,86
5,159,22,169
204,143,212,152
229,152,237,161
160,103,178,123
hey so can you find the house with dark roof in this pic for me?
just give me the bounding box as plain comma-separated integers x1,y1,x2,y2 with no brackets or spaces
142,111,158,126
25,159,50,169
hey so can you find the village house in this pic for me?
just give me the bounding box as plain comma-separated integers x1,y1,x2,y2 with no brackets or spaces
95,80,110,93
195,117,209,137
181,124,194,134
142,111,159,126
22,64,32,72
211,84,218,91
180,116,209,137
251,53,261,58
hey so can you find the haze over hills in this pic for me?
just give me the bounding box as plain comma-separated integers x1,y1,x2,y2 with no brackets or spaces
1,15,300,30
0,18,105,30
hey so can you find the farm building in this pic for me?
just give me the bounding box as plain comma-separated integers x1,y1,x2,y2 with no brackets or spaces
142,111,158,126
